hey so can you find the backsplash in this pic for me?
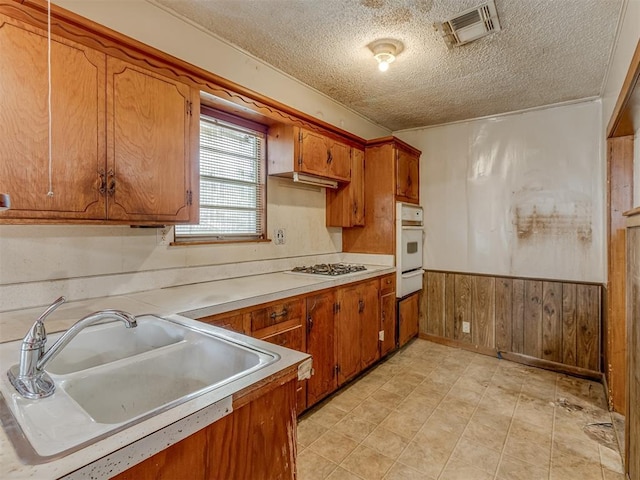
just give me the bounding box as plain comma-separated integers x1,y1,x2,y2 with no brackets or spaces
0,253,393,313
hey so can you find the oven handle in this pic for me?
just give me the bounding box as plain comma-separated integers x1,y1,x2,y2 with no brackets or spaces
401,269,424,278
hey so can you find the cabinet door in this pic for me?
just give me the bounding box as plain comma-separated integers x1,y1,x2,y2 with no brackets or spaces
106,57,196,223
396,148,419,204
335,284,361,385
306,291,336,407
360,280,381,369
326,147,364,227
0,15,106,220
297,128,350,182
398,292,420,347
380,292,397,357
326,138,351,181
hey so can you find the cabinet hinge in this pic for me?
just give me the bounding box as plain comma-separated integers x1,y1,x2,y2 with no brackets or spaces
334,364,340,376
186,100,193,116
334,302,340,314
186,190,193,205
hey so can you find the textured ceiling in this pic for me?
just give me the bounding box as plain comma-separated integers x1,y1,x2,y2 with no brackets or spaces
152,0,623,131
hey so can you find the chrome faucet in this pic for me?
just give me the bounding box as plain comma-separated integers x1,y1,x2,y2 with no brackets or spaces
7,296,137,399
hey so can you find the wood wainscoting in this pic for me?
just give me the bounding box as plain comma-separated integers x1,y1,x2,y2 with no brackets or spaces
420,270,603,378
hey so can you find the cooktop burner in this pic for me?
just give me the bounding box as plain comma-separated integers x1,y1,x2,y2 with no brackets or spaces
291,263,367,276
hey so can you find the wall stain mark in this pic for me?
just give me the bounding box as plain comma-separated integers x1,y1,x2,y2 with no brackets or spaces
513,204,592,244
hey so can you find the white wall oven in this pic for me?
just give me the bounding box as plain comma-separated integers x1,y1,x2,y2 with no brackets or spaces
396,202,424,298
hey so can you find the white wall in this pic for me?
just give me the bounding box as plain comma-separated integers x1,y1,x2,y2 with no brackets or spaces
395,101,605,283
0,0,389,310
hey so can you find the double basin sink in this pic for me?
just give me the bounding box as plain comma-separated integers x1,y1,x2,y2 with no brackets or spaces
0,314,278,461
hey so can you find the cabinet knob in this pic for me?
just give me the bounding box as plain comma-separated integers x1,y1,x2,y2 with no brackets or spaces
326,149,333,164
107,169,116,196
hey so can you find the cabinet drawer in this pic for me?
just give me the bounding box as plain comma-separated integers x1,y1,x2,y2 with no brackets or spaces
380,274,396,296
259,325,304,351
200,313,245,334
249,300,303,334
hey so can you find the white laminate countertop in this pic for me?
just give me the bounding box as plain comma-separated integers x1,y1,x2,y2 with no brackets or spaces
0,264,395,479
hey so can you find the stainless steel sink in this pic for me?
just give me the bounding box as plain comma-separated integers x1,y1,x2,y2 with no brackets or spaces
0,314,278,461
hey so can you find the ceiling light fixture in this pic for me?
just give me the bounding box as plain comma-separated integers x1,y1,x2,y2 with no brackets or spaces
368,39,404,72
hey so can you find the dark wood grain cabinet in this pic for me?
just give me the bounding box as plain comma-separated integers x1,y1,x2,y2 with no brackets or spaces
398,291,420,348
336,279,380,385
268,125,351,182
326,147,365,227
0,9,199,224
305,290,337,406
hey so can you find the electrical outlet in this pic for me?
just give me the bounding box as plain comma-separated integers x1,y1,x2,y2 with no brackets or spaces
462,321,471,334
156,226,171,246
274,228,286,245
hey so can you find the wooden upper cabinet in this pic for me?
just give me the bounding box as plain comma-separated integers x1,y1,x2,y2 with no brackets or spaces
342,137,421,254
268,125,351,182
0,9,198,224
326,147,365,227
396,147,419,204
106,58,197,223
0,14,106,220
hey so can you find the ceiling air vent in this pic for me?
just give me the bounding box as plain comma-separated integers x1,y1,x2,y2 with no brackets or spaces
434,0,501,49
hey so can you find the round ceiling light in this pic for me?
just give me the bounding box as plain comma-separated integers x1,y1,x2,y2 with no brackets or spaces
368,39,404,72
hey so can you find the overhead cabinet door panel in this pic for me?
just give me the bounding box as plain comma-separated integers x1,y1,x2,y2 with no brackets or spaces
106,58,193,222
0,15,106,220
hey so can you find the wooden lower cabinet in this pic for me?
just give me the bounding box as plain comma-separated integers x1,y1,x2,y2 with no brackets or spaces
198,275,392,411
112,378,297,480
306,290,337,406
398,292,419,348
335,279,380,385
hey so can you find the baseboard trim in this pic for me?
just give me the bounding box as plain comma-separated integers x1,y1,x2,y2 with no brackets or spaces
419,333,602,382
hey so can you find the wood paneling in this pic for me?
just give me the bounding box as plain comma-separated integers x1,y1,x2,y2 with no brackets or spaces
576,284,600,372
606,135,634,413
454,275,472,343
524,281,543,358
512,279,526,353
472,276,495,347
426,271,445,336
423,271,602,374
562,283,577,366
495,278,512,351
542,282,562,363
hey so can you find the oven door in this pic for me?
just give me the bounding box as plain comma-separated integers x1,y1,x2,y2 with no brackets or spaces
400,227,423,273
398,268,424,298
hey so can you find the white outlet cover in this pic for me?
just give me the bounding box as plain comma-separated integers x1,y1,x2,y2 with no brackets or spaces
462,321,471,334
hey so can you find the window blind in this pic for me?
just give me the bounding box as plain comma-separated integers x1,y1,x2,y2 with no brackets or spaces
175,114,266,240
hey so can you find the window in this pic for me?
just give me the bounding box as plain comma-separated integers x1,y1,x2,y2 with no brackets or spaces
175,107,267,242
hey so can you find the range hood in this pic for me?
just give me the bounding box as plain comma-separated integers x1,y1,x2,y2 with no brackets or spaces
292,173,338,189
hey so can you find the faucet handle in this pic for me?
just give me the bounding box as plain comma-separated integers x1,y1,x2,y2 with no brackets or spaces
36,296,66,323
22,296,66,349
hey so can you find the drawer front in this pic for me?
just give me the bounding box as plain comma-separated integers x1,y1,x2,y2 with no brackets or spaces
380,273,396,296
250,299,303,333
260,325,304,351
200,313,246,334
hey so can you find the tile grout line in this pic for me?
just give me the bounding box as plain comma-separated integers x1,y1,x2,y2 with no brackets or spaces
380,347,463,478
491,367,525,480
434,356,499,480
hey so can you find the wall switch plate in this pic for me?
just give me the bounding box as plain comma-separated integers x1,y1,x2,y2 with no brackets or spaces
156,227,171,246
274,228,286,245
462,321,471,334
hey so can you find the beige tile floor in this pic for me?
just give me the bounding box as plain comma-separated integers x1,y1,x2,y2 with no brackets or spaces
296,339,625,480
